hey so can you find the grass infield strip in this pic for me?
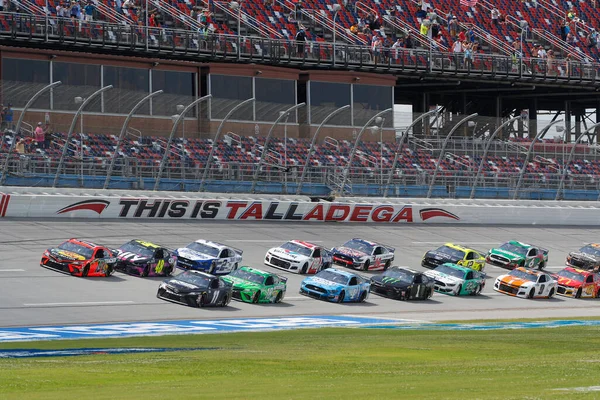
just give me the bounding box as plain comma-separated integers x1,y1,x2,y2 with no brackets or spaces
1,326,600,399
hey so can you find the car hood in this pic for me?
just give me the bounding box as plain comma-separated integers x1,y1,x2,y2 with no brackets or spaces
371,275,412,289
332,247,368,259
497,275,534,287
569,251,600,263
223,275,261,290
424,270,464,285
490,248,524,260
49,248,87,261
164,278,206,294
176,248,216,261
115,250,151,264
269,247,309,261
303,276,344,290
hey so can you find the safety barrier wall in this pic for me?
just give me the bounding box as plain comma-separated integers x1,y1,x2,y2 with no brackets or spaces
1,191,599,225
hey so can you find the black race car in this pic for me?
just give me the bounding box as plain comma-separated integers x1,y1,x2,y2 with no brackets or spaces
370,267,434,300
157,270,233,307
114,239,176,277
566,244,600,271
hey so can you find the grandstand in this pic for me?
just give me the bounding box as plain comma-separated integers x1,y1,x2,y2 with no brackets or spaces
0,0,600,200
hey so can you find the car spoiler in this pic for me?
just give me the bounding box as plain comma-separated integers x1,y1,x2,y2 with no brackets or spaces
538,246,549,256
277,275,288,283
210,241,244,256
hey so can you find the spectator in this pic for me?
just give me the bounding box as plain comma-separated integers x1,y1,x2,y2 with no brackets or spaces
416,0,430,20
448,16,457,38
70,1,81,20
15,137,25,154
43,123,52,149
34,122,44,149
4,104,13,131
420,17,430,37
84,1,94,21
350,23,359,35
588,28,598,48
458,29,466,43
391,37,403,61
537,45,547,58
405,32,414,48
491,7,499,26
559,20,568,41
547,49,556,75
295,27,306,57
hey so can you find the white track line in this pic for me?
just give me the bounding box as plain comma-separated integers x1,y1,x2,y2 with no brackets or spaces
0,269,25,272
24,301,135,307
411,242,498,245
225,240,322,243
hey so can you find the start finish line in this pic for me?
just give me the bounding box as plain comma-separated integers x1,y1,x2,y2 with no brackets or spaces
0,316,401,343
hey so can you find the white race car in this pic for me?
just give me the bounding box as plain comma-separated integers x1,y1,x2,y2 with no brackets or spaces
174,239,243,275
493,267,557,299
265,240,333,274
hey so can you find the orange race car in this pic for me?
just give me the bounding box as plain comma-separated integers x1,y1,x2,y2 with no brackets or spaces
40,238,117,277
553,267,600,298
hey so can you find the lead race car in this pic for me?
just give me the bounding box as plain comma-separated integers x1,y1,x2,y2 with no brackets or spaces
300,268,370,303
114,239,176,277
174,239,243,275
370,267,434,300
265,240,332,274
566,243,600,271
421,243,486,271
486,240,548,270
40,238,117,277
221,266,287,304
157,270,232,307
331,238,395,271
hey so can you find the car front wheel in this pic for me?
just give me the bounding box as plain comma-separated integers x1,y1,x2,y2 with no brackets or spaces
337,291,345,303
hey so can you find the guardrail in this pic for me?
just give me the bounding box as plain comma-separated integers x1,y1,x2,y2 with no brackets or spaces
0,12,598,83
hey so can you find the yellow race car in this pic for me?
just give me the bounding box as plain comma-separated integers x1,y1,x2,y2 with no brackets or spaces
421,243,486,271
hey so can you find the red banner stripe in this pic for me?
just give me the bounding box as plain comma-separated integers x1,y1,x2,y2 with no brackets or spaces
1,194,10,217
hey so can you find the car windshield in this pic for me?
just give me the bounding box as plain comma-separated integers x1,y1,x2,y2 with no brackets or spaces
433,264,465,279
58,241,94,258
177,271,212,287
499,242,527,256
119,241,155,257
383,268,415,283
557,269,585,282
229,269,265,284
279,242,312,257
186,242,220,257
508,269,537,282
315,270,350,285
435,245,465,260
579,245,600,257
342,239,373,255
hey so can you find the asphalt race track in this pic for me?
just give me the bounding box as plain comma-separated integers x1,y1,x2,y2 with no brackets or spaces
1,219,600,328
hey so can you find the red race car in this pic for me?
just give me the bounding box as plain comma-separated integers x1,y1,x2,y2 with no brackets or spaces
553,267,600,298
40,238,117,277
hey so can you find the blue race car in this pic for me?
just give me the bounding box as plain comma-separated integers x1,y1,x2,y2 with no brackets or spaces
300,268,370,303
174,239,243,275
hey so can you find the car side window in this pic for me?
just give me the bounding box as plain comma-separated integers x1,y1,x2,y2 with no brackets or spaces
466,271,474,280
220,250,229,259
414,275,422,284
421,276,429,284
586,275,594,283
374,247,383,255
313,248,321,258
465,252,473,260
538,275,546,283
349,277,358,286
528,248,537,257
155,249,164,259
210,279,220,289
265,276,274,286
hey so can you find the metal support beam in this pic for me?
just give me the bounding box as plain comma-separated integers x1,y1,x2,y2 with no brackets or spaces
383,107,441,197
53,85,113,188
296,104,350,195
555,122,600,200
103,90,163,189
513,119,564,200
340,108,393,194
154,94,212,191
426,113,478,198
200,97,254,192
1,81,62,186
470,116,520,199
564,100,571,143
250,103,306,193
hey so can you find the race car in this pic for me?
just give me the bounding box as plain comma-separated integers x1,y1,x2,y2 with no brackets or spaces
264,240,332,274
493,267,557,299
115,239,176,277
40,238,117,277
486,240,548,270
221,266,287,303
331,238,395,271
566,244,600,271
421,243,486,271
424,263,486,296
300,268,370,303
370,266,434,300
175,239,243,275
553,267,600,298
157,270,232,307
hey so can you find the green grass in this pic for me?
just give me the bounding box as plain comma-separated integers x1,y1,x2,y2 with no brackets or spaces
1,327,600,399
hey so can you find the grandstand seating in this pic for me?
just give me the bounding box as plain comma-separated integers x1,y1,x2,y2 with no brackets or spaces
5,131,600,179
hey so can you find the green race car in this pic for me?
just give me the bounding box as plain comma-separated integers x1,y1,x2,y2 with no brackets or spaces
222,266,287,304
423,263,486,296
486,240,549,270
